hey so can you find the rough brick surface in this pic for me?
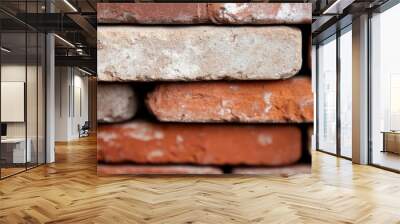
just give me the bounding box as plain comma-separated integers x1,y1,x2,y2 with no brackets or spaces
232,165,310,176
146,77,313,123
308,34,312,70
98,26,302,81
98,165,223,175
97,3,311,25
97,83,137,123
307,125,313,154
97,121,302,166
97,3,208,24
208,3,312,24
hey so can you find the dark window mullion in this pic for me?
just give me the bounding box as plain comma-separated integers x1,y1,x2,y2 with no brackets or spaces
0,25,2,179
336,25,342,157
36,0,39,167
316,44,320,151
24,0,28,171
367,12,373,165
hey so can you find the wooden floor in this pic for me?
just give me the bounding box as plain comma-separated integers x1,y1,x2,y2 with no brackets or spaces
1,167,26,178
1,135,400,224
372,150,400,171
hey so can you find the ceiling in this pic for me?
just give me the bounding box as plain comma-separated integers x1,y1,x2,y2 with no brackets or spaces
0,0,100,72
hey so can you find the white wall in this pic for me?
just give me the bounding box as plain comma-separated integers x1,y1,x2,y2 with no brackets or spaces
72,70,89,136
55,66,70,141
54,67,89,141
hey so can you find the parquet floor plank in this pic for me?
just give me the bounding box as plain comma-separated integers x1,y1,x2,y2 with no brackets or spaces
0,135,399,223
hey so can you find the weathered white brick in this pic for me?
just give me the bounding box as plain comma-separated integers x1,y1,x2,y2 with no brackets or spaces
97,83,137,123
208,3,312,24
98,26,302,81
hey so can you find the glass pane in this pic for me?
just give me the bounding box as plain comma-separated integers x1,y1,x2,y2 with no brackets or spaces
38,33,45,165
1,31,27,177
371,4,400,171
27,31,38,169
317,36,337,154
26,0,39,169
340,28,352,158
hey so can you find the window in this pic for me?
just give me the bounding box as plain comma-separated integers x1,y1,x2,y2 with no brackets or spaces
0,2,46,179
339,27,352,158
317,35,337,154
370,3,400,171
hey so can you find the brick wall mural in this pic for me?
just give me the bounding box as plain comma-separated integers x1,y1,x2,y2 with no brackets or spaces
97,3,313,175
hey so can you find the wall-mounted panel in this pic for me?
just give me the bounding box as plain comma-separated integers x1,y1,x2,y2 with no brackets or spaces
1,82,25,122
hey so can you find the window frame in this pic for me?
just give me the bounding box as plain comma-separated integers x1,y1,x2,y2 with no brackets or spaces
315,22,353,160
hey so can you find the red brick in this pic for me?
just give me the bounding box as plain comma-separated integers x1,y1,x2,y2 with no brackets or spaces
98,121,302,166
232,165,310,176
97,165,223,175
208,3,312,24
97,3,208,24
146,77,313,123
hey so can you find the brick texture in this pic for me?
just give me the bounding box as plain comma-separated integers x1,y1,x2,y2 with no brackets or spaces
98,26,302,81
232,165,310,176
98,165,223,175
307,125,313,154
98,121,302,166
97,3,311,25
146,77,313,123
96,2,312,175
97,3,208,24
97,83,137,123
208,3,311,24
308,34,312,70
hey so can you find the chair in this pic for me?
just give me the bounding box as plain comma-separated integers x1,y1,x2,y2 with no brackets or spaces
78,121,90,138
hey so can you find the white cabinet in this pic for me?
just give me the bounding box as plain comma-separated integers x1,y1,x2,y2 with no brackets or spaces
1,138,32,163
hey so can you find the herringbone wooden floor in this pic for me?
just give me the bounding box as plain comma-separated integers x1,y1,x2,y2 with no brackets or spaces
1,135,400,224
